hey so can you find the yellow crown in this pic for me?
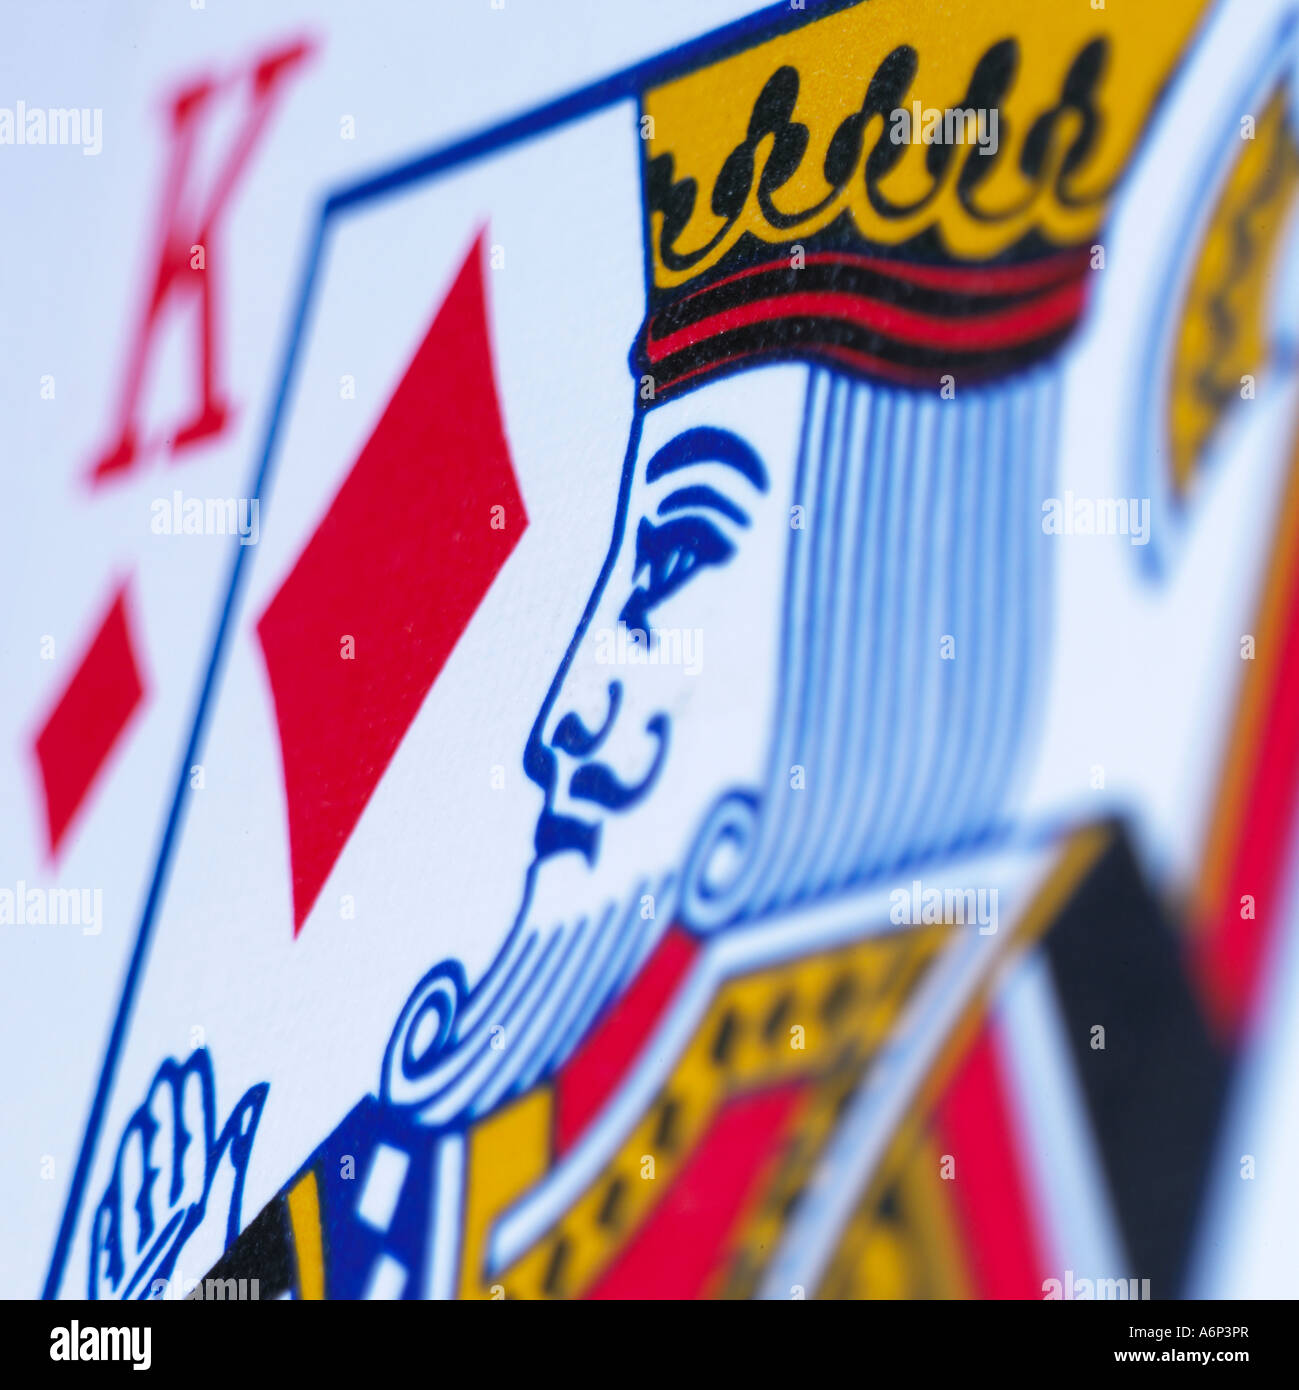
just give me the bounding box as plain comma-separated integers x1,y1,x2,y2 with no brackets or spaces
643,0,1211,293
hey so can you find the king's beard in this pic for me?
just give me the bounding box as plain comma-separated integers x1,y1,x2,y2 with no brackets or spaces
505,843,680,1060
383,833,678,1127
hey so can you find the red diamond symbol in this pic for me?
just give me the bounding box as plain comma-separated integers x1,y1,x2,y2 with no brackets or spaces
257,231,528,935
32,581,148,860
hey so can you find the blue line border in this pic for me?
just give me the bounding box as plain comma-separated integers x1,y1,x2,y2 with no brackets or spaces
42,0,857,1302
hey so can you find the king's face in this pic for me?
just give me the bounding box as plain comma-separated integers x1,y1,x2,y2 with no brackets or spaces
516,365,811,945
503,0,1219,960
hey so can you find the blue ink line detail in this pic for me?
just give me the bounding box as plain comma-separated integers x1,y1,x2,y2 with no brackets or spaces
41,0,858,1301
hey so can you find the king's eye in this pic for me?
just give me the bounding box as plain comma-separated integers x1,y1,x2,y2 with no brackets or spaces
619,513,735,634
657,485,750,528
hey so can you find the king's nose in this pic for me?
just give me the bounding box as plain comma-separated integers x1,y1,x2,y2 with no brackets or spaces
525,675,623,864
531,666,671,867
547,678,624,761
548,681,671,815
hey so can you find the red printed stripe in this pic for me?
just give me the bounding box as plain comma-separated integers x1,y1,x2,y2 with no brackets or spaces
656,343,949,397
663,247,1092,311
805,344,965,387
647,281,1086,362
554,927,699,1154
1194,511,1299,1037
585,1082,806,1300
935,1024,1048,1299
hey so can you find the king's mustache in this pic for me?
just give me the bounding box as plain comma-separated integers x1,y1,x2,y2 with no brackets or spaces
533,719,670,864
529,676,672,865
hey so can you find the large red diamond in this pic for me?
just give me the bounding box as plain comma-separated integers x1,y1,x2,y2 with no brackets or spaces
257,232,527,934
33,580,148,861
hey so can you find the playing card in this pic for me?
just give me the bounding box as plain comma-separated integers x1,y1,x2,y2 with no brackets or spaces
7,0,1299,1313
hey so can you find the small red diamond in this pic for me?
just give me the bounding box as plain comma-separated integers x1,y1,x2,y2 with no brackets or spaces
257,231,528,935
32,581,148,860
